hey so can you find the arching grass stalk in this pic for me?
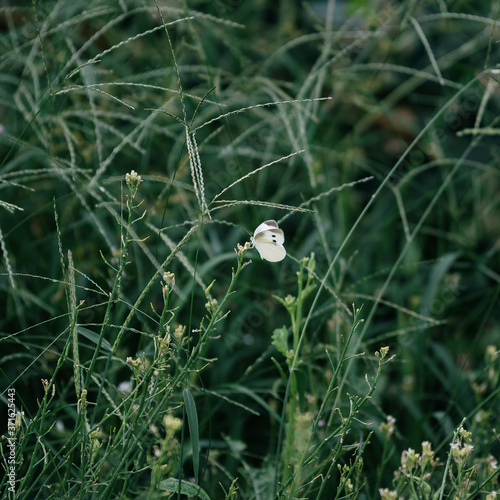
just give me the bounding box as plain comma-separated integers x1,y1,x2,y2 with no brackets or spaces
38,171,144,495
294,336,392,498
184,241,253,383
271,254,317,490
82,173,145,433
17,341,72,497
272,253,395,497
84,171,145,392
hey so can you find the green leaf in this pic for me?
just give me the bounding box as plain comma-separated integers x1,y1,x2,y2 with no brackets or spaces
183,389,200,485
159,478,211,500
271,326,289,357
421,251,461,314
77,326,112,352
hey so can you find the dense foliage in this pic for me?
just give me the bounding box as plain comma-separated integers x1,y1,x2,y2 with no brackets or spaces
1,0,499,498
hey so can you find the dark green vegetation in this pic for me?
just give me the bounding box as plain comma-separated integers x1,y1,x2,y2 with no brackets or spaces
1,0,499,498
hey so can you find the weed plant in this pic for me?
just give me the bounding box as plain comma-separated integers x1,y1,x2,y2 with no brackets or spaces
0,0,499,498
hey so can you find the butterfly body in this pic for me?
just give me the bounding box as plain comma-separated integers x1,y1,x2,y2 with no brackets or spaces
251,220,286,262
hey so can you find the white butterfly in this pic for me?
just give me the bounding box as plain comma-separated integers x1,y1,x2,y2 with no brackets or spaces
251,220,286,262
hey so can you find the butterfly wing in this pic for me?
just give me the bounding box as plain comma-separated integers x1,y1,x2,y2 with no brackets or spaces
251,220,286,262
253,220,282,237
256,228,284,244
254,229,286,262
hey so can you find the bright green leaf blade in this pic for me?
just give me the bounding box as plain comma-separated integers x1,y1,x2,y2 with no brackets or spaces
183,388,200,485
77,326,112,352
272,326,289,357
159,478,210,500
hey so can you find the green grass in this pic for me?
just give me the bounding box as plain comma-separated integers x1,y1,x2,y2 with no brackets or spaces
1,0,500,498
